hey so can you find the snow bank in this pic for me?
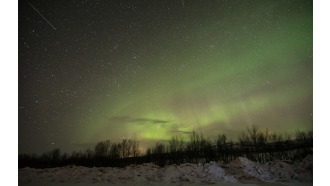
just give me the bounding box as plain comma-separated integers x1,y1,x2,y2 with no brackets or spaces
235,156,312,183
19,155,312,185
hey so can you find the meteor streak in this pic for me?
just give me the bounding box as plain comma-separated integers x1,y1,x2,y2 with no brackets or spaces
29,3,56,30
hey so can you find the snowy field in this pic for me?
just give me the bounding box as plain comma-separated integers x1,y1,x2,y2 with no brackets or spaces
19,155,312,186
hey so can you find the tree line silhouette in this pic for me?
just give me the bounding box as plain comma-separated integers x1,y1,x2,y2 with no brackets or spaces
19,126,312,168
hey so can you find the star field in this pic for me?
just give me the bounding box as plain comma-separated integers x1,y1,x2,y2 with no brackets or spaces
19,0,312,154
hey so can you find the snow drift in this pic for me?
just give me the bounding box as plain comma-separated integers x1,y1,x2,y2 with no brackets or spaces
19,155,312,185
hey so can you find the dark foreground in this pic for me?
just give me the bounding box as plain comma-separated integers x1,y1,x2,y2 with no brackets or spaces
19,155,312,186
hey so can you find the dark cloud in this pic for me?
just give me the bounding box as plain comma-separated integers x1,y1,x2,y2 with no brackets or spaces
109,116,170,125
129,118,170,124
170,130,192,135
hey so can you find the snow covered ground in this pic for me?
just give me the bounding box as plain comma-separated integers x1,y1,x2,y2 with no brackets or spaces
19,155,312,186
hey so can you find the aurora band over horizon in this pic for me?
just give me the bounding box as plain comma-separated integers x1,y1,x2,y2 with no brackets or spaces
19,0,312,153
76,2,312,147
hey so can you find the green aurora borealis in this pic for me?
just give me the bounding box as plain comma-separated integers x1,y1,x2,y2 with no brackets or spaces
19,0,312,153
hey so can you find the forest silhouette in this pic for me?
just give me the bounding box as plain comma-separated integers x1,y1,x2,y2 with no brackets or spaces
19,126,312,168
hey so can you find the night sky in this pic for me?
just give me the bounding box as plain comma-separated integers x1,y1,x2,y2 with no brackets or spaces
19,0,313,154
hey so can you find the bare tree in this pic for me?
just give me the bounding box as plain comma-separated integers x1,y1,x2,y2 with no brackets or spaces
131,138,141,157
216,134,227,152
152,143,166,154
94,140,110,157
109,143,120,159
85,148,94,159
169,136,184,153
